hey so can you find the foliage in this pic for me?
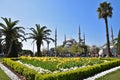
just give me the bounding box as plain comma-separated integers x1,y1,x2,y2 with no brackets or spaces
116,30,120,54
19,49,33,56
0,58,3,62
27,24,54,57
70,43,77,54
20,58,58,71
0,17,25,57
3,58,37,80
97,2,112,19
61,47,68,54
9,39,23,57
20,57,105,72
3,57,120,80
55,46,68,56
35,58,120,80
70,43,82,54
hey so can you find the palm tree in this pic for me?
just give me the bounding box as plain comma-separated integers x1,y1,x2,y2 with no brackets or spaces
0,17,25,57
27,24,54,56
97,2,113,57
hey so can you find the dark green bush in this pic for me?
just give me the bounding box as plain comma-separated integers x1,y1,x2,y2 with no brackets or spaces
3,58,37,80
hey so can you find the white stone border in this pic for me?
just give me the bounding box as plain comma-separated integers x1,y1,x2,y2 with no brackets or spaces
84,66,120,80
0,63,20,80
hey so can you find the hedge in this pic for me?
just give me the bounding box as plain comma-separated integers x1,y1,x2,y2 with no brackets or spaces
2,58,120,80
2,58,37,80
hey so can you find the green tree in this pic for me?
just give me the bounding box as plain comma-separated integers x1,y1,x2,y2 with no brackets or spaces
116,30,120,55
0,17,25,57
55,46,67,56
27,24,54,56
97,2,113,57
10,39,23,57
70,43,77,54
19,49,33,56
70,43,82,54
61,47,68,56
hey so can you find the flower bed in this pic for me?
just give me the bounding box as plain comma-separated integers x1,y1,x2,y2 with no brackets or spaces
19,56,105,73
2,57,120,80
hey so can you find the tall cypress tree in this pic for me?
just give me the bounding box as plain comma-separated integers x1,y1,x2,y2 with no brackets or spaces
116,29,120,55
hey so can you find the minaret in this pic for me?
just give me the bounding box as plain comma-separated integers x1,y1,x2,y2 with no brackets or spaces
83,33,85,45
78,25,81,45
64,34,66,42
63,34,66,46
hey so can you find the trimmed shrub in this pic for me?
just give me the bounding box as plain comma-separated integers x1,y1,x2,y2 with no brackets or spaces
3,58,37,80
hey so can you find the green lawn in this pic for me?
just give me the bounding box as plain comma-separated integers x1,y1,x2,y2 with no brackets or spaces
0,67,11,80
96,69,120,80
0,58,3,62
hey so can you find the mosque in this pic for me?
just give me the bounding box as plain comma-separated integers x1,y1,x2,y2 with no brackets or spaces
54,26,86,54
62,26,85,48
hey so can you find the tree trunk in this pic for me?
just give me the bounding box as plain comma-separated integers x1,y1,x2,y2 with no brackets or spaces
7,40,13,57
104,17,112,57
36,41,42,57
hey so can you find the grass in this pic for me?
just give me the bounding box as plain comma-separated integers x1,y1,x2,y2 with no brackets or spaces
96,69,120,80
0,58,3,62
19,57,104,71
0,67,11,80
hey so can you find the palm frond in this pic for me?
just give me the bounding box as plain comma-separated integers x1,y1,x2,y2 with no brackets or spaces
30,27,37,35
97,2,112,19
41,26,47,31
0,23,6,29
11,20,19,27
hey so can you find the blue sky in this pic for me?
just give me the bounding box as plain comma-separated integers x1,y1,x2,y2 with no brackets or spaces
0,0,120,51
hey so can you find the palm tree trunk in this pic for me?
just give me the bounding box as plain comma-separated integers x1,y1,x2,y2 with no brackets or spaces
7,40,13,57
104,17,111,57
5,38,10,55
36,41,42,57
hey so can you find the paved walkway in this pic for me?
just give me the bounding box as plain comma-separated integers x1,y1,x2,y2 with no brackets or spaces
0,63,20,80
